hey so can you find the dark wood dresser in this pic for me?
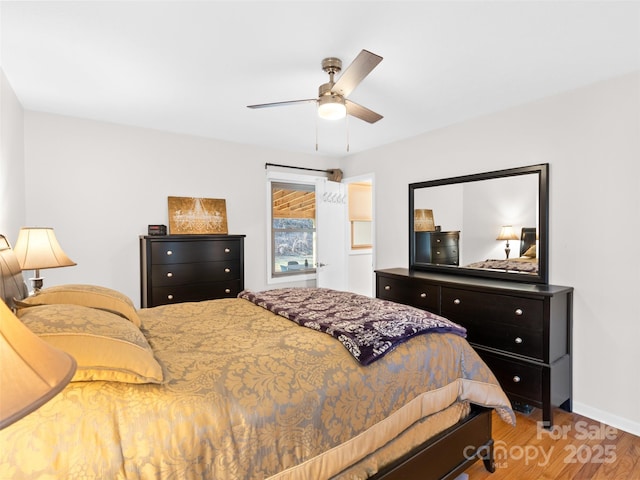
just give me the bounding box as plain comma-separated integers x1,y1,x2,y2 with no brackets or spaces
376,267,573,427
140,234,245,308
414,231,459,266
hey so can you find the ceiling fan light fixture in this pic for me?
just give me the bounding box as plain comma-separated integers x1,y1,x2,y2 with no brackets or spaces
248,50,382,126
318,95,346,120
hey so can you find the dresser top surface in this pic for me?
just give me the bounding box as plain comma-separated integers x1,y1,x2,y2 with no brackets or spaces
376,267,572,296
141,234,246,240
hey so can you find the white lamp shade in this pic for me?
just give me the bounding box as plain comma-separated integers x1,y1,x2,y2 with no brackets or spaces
496,225,519,241
0,300,76,429
13,227,76,270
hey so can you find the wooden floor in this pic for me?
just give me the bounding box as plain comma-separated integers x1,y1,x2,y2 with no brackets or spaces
464,407,640,479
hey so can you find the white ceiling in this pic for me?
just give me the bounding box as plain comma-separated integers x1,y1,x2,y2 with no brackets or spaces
1,1,639,157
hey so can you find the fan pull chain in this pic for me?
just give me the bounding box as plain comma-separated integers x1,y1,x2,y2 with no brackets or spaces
315,108,319,151
346,114,350,152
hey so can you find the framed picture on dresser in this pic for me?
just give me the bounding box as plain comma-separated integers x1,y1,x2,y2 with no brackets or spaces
168,196,228,234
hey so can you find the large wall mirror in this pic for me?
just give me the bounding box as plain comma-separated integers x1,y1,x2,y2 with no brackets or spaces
409,164,549,284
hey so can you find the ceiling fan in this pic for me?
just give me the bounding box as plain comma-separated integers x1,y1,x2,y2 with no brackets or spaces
247,49,383,124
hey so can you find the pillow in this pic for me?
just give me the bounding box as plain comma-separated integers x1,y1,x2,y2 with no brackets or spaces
523,245,537,258
16,284,141,327
20,303,164,384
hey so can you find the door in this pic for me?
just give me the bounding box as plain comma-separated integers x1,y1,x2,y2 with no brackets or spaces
315,178,347,290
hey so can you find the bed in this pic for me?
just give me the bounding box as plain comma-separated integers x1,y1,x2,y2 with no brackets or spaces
465,227,538,274
0,236,514,479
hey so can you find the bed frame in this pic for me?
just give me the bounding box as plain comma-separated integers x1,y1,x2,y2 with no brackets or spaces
519,227,537,257
0,234,496,480
374,405,495,480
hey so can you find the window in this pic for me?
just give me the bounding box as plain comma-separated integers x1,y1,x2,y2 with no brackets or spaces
270,181,316,278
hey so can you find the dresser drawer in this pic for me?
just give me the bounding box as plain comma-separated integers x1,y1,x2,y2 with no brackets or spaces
441,287,543,331
431,234,458,248
376,275,439,312
466,322,543,361
479,352,543,403
150,240,241,264
151,280,242,305
151,260,241,286
430,248,458,265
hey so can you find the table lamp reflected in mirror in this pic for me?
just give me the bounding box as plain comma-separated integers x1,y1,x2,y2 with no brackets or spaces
496,226,519,259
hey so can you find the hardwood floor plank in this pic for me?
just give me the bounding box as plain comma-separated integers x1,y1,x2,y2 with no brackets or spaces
463,408,640,479
604,436,640,480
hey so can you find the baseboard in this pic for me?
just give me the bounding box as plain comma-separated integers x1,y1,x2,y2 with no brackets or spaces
573,402,640,437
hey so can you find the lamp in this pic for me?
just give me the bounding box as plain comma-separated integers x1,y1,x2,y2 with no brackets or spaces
0,299,76,429
12,227,76,292
318,94,346,120
496,225,519,259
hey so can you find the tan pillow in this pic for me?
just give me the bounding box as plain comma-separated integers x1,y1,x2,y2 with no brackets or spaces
20,303,164,384
16,284,141,326
523,245,537,258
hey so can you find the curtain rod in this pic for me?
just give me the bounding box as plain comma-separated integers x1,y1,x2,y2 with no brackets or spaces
265,163,335,174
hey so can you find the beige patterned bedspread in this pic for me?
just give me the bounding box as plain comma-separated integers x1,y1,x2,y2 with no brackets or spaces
465,257,538,274
0,298,514,479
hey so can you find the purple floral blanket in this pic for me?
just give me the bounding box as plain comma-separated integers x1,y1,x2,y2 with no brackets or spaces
238,288,466,365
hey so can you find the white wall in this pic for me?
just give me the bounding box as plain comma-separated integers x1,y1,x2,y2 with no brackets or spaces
0,68,26,237
343,72,640,435
20,112,335,304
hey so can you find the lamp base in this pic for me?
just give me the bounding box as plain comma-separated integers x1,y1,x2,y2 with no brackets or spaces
504,240,511,259
29,277,44,293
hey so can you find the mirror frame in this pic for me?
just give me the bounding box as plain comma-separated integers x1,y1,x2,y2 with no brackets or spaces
409,163,549,284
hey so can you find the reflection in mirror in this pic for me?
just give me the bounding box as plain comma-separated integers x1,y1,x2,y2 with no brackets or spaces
409,164,548,284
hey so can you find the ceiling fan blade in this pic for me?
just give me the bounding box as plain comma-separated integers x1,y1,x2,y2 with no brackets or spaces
345,99,383,124
247,99,316,109
332,50,382,98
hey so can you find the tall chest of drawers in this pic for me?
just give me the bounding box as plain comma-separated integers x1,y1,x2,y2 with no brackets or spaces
140,234,245,308
414,231,459,266
376,267,573,427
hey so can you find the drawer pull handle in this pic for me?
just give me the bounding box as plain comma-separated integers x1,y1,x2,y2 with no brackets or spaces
225,288,231,294
420,293,427,298
513,375,521,383
436,251,441,255
166,250,173,256
436,239,441,243
453,298,461,305
384,285,391,291
224,268,231,273
167,272,173,278
224,248,230,253
515,337,523,344
167,294,173,300
515,308,523,316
